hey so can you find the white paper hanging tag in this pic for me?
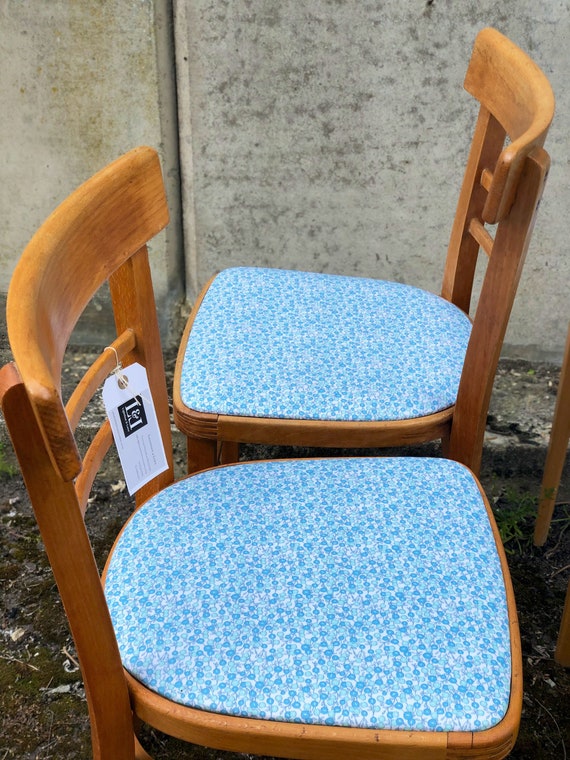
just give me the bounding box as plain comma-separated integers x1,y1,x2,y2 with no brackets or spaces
102,362,169,495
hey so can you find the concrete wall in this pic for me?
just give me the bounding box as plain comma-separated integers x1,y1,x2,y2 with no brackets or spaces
175,0,570,362
0,0,183,346
1,1,569,360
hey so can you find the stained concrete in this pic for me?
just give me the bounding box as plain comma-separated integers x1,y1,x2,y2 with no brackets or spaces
0,0,183,346
1,2,569,360
174,0,570,362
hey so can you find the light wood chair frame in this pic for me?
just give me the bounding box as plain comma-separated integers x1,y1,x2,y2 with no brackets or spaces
0,145,528,758
534,323,570,667
173,27,555,476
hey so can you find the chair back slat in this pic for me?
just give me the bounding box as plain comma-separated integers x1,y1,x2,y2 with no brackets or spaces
442,28,554,315
442,107,506,312
449,147,551,471
66,330,137,431
108,247,175,506
468,218,494,258
75,421,114,516
465,27,554,224
6,148,170,483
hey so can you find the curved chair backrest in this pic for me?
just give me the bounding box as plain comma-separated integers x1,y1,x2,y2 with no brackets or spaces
442,27,554,313
0,146,174,758
440,28,554,473
465,27,553,224
5,146,172,487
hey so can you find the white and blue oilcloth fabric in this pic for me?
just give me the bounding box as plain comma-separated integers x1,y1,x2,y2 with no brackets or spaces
178,267,472,421
105,457,512,733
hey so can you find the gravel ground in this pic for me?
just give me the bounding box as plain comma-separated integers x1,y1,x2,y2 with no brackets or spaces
0,349,569,759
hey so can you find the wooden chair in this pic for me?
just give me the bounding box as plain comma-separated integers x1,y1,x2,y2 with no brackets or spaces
534,323,570,667
173,27,555,476
1,145,527,758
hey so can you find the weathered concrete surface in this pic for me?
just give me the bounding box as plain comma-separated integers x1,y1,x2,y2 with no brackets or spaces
1,2,569,359
175,0,570,361
0,1,183,345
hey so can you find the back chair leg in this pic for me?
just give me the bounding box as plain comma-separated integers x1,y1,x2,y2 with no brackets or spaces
132,715,153,759
219,440,240,464
134,735,153,760
440,427,452,458
555,583,570,667
534,325,570,547
187,436,217,473
534,324,570,666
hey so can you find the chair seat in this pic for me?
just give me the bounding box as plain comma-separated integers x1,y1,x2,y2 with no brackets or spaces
105,457,512,733
178,267,472,422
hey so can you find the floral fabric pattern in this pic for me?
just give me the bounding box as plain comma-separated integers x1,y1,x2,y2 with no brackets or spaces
179,267,472,421
105,457,511,732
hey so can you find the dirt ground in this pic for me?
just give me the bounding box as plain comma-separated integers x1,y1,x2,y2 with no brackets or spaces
0,350,569,759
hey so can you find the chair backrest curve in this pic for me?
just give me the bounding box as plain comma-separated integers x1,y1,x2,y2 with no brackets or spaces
465,27,554,224
6,146,170,482
441,28,554,315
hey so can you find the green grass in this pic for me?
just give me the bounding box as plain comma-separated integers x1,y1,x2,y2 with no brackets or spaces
492,483,570,554
0,439,16,477
492,487,539,553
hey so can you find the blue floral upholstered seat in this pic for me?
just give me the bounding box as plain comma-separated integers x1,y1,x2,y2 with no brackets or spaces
178,267,472,422
105,457,512,734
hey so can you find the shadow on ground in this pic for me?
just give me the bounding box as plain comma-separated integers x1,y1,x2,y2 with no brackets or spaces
0,350,569,759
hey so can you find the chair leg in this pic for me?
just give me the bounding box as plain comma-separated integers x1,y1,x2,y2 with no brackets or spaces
134,733,154,759
131,715,153,759
534,326,570,547
187,437,217,474
219,440,240,464
440,428,451,458
555,580,570,667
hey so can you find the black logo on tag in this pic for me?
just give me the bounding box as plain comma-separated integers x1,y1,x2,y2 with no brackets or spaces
118,396,147,438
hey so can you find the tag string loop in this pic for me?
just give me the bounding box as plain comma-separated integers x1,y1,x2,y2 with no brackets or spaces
104,345,130,390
